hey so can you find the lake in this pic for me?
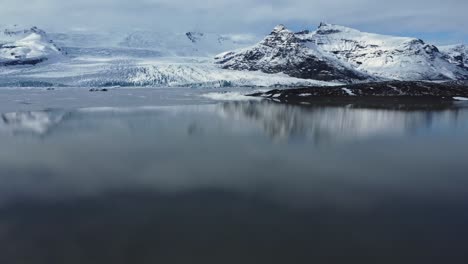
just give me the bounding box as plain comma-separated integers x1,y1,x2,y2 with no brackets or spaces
1,88,468,263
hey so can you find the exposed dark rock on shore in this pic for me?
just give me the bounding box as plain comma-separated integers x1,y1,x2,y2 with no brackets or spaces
248,81,468,107
89,88,109,92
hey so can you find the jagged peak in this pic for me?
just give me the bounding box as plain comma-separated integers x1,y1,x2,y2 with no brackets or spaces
318,22,329,28
272,24,288,33
259,24,299,47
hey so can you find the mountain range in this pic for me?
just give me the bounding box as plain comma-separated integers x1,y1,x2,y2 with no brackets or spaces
1,23,467,87
216,23,468,82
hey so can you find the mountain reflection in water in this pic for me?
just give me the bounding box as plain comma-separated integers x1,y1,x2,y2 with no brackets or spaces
1,100,468,264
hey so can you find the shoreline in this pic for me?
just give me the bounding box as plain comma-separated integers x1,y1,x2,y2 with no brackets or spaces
248,81,468,104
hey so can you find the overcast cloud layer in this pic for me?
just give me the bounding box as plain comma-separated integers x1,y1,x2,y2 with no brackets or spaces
1,0,467,44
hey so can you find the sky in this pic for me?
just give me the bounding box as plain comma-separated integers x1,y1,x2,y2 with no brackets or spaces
1,0,467,44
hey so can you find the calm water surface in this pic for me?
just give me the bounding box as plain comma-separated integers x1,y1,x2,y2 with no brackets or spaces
1,94,468,263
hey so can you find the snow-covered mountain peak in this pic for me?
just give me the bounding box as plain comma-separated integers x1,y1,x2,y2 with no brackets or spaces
272,24,288,33
260,25,300,48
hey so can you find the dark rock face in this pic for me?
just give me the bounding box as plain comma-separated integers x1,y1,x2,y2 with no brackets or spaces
249,81,468,103
215,25,369,82
0,58,47,66
186,32,204,43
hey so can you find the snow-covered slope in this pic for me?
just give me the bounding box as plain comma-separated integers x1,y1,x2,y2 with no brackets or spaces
440,44,468,69
119,31,256,57
215,25,369,82
49,30,257,58
0,26,64,66
217,23,468,82
301,23,468,80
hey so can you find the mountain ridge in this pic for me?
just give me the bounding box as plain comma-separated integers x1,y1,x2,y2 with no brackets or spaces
216,23,468,82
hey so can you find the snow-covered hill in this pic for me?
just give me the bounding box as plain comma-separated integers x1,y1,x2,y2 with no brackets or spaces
217,23,468,82
0,26,64,66
305,23,468,80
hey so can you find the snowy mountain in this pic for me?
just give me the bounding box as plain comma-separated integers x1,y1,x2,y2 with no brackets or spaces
216,23,468,82
440,44,468,69
215,25,369,82
305,23,468,80
0,26,64,66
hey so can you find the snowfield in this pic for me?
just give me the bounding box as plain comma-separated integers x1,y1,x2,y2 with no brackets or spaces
305,23,468,80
